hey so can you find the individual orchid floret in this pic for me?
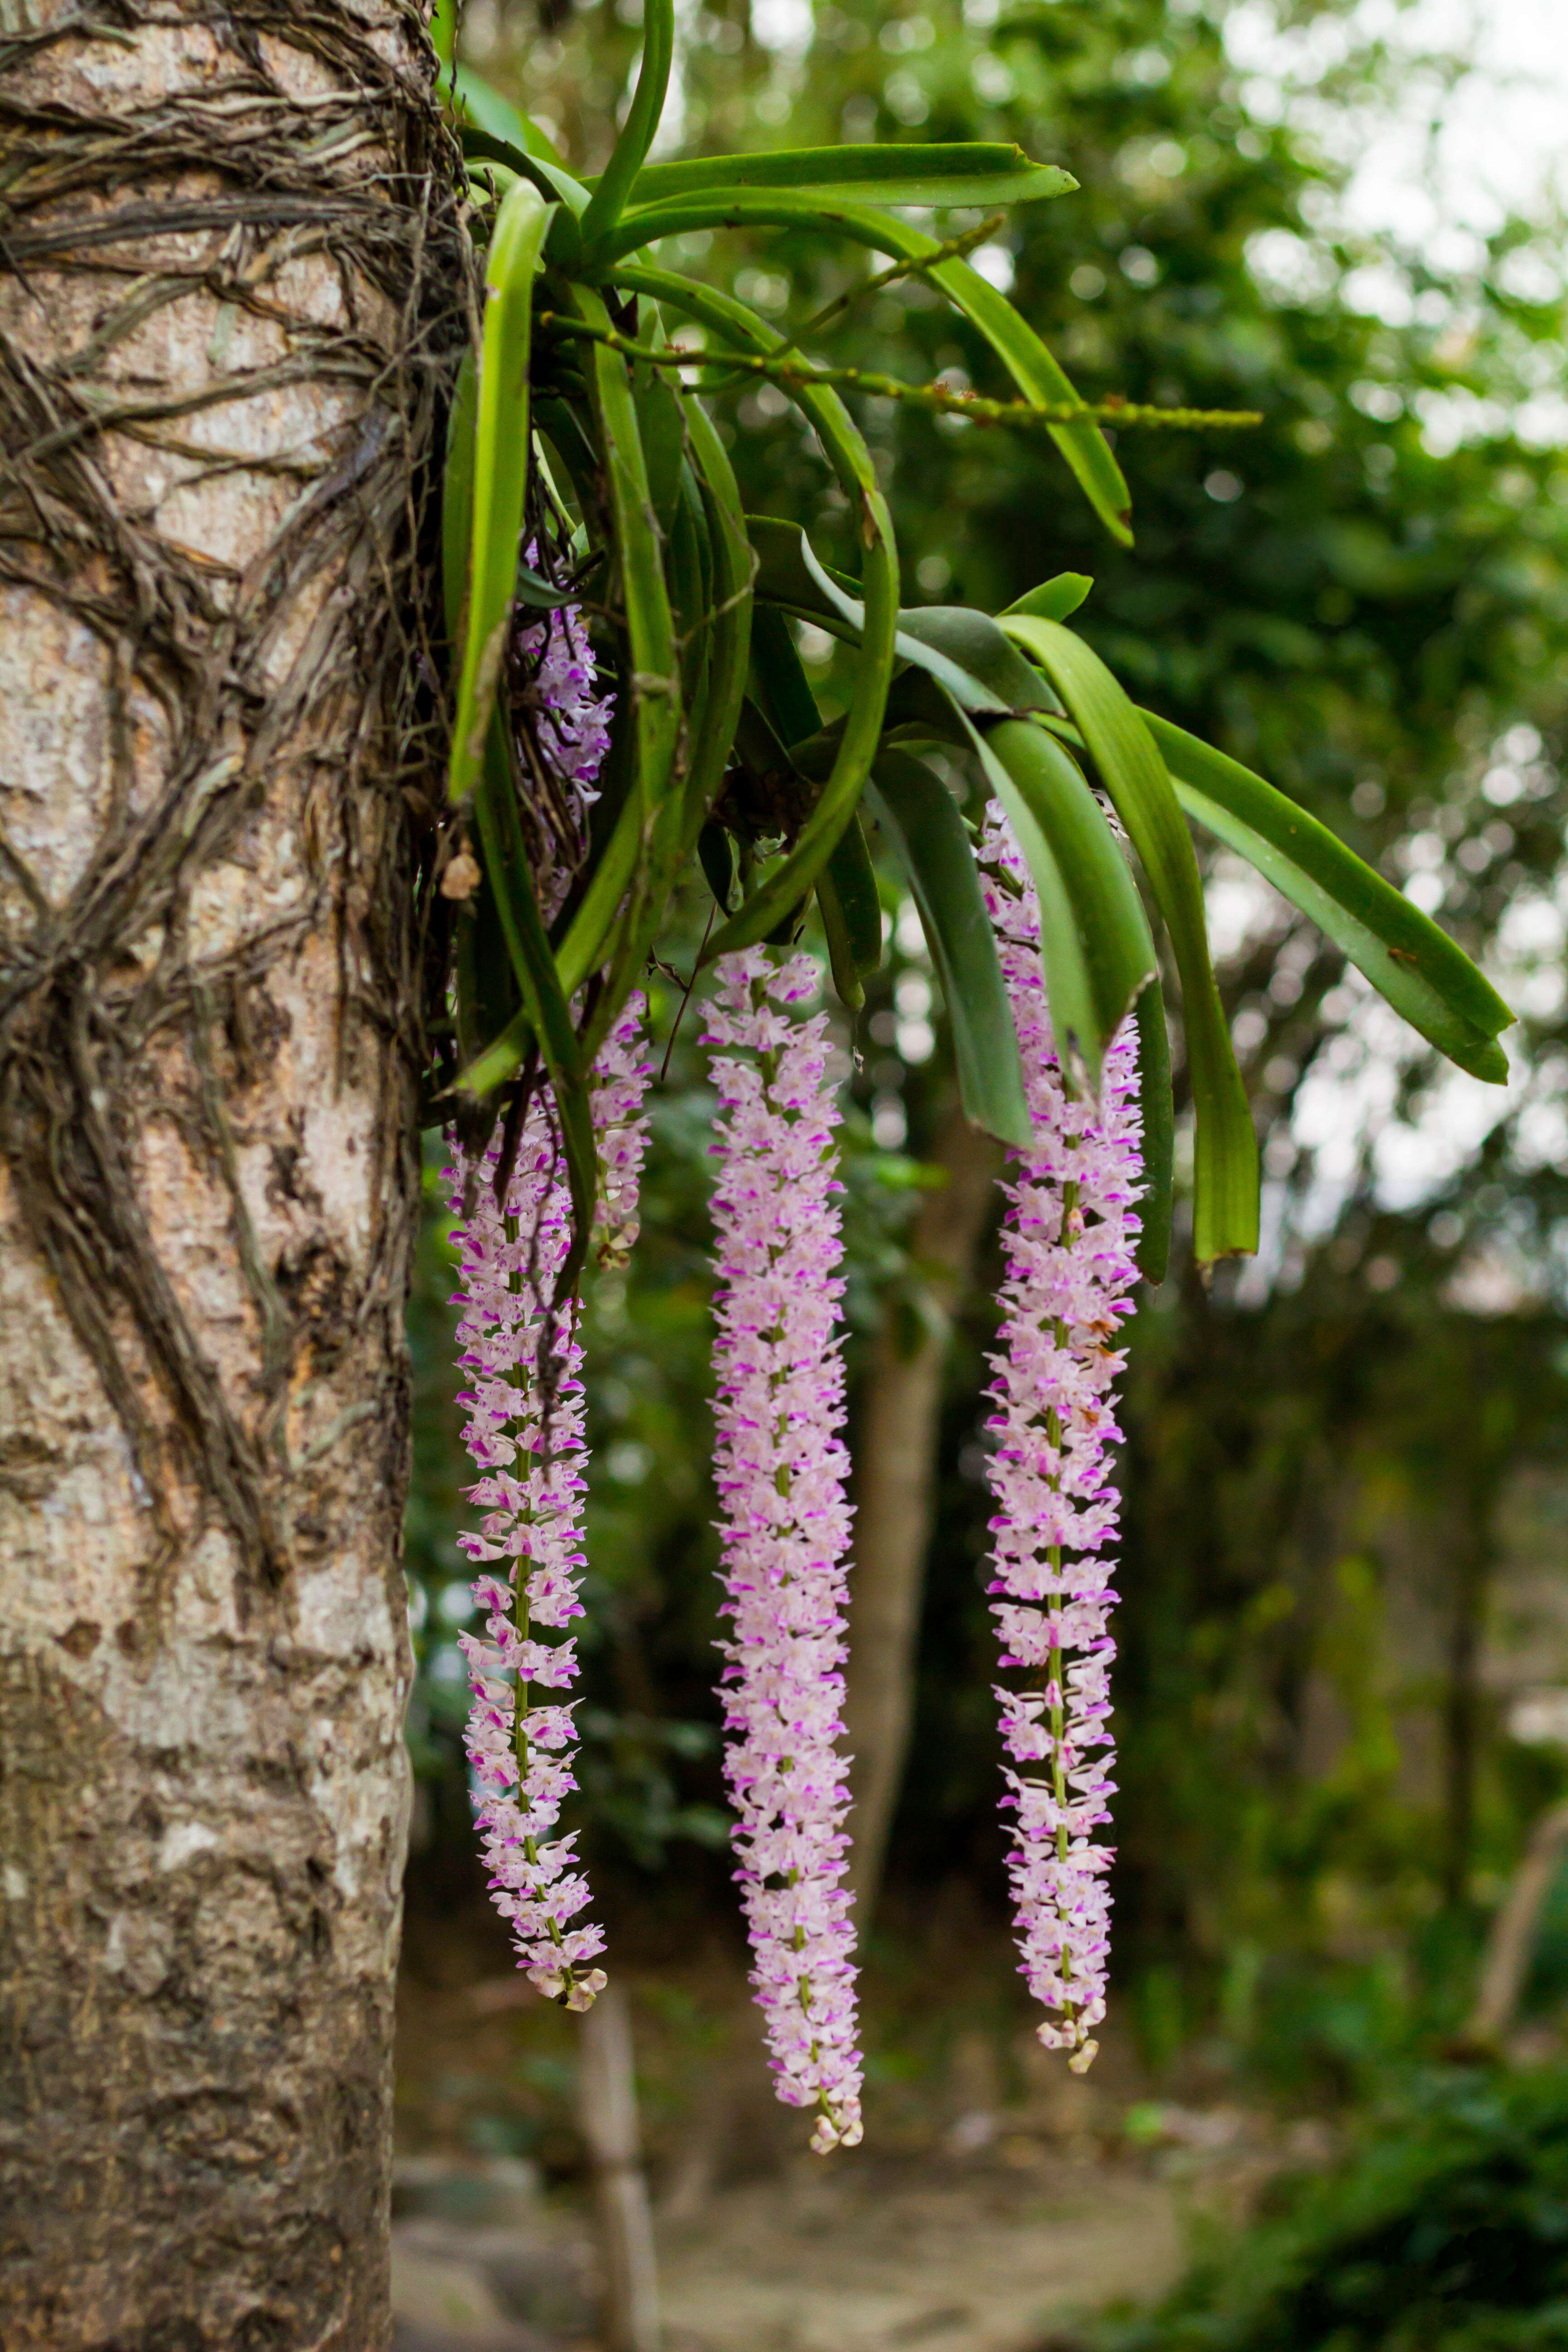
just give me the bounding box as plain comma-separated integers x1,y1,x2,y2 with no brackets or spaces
702,946,864,2153
977,804,1145,2070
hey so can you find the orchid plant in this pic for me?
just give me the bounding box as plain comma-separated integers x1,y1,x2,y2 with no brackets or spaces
429,0,1514,2147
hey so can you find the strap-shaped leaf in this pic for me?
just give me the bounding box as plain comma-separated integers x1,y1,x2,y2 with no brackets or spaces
748,514,865,638
453,94,593,216
580,382,757,1062
1002,615,1258,1260
743,522,1149,1097
615,264,900,960
985,718,1156,1097
878,604,1058,716
822,812,883,979
750,603,823,749
578,0,674,247
817,868,864,1010
1144,714,1513,1084
446,178,552,810
744,611,880,988
863,753,1032,1149
1002,573,1093,623
699,821,737,914
751,516,1058,715
552,284,682,999
1134,980,1175,1287
666,486,712,740
725,618,883,1000
467,718,598,1299
673,390,754,854
441,344,478,653
744,522,1144,1083
453,858,521,1078
594,193,1131,545
615,143,1075,211
476,366,755,1097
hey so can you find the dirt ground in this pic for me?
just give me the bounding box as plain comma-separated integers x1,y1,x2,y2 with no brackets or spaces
392,1892,1318,2352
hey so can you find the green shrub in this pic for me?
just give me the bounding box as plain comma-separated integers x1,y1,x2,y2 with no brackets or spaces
1099,2069,1568,2352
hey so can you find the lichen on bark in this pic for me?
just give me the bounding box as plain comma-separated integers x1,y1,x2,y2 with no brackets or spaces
0,0,468,2340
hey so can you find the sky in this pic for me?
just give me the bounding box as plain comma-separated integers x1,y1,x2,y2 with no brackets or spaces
1347,0,1568,239
1209,0,1568,1289
1225,0,1568,247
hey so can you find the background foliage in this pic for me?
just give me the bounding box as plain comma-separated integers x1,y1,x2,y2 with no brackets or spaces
410,0,1568,2120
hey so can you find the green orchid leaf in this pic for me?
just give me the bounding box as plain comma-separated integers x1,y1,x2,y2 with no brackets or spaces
634,368,686,534
1002,573,1094,623
985,717,1157,1098
749,516,1057,714
446,178,553,811
578,0,675,247
615,264,899,960
441,344,478,654
454,96,592,215
673,390,754,854
1134,980,1175,1287
863,752,1032,1150
576,375,755,1067
678,456,717,627
747,514,864,638
823,809,883,979
1003,614,1258,1261
466,717,598,1298
1143,714,1514,1084
595,193,1132,544
883,604,1059,716
749,603,823,750
554,284,683,1009
452,854,522,1080
666,486,712,725
513,565,576,611
699,820,737,915
817,865,865,1011
615,143,1075,212
532,393,603,514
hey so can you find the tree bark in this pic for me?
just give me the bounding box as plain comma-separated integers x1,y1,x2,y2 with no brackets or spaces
844,1111,999,1920
0,4,459,2342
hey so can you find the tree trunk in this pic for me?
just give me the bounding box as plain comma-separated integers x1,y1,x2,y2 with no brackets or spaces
1462,1798,1568,2051
580,1986,662,2352
844,1110,999,1920
0,6,459,2342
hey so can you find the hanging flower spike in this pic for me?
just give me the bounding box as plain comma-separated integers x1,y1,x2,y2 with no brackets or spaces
702,946,863,2153
446,1000,651,2007
445,561,635,2008
978,807,1145,2072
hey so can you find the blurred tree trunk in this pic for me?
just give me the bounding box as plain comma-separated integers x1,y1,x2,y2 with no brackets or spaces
1442,1376,1511,1912
844,1112,998,1920
0,5,456,2342
580,1986,662,2352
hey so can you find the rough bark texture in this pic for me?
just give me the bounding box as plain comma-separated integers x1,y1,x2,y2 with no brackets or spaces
844,1112,999,1918
0,3,463,2341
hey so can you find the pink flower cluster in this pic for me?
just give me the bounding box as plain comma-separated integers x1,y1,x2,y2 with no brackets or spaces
517,546,614,917
702,948,863,2153
446,999,651,2004
978,805,1145,2068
